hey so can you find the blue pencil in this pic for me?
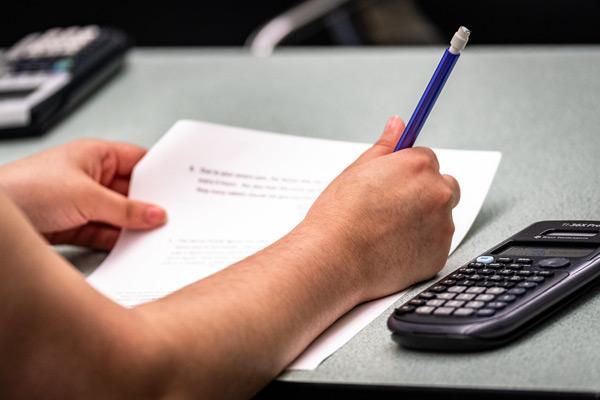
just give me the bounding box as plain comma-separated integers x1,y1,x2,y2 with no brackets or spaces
394,26,471,151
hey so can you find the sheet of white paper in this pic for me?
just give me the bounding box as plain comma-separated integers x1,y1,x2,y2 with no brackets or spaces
88,120,501,370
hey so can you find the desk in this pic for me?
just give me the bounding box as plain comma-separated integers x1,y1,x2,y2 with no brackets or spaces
2,47,600,399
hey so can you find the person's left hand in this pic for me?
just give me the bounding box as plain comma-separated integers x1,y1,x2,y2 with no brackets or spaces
0,139,167,250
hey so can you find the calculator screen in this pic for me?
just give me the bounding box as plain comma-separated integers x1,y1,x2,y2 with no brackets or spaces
498,245,596,258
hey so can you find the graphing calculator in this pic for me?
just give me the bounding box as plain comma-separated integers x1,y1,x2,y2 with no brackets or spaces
388,220,600,350
0,26,130,138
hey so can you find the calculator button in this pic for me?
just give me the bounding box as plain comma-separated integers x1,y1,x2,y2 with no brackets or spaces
450,273,466,280
497,257,513,263
479,269,493,275
460,268,476,275
499,282,516,288
416,306,436,315
476,309,496,317
508,288,527,296
538,257,570,269
455,293,476,301
497,294,517,302
433,307,455,316
536,271,554,277
516,258,533,264
442,279,457,286
486,287,506,295
394,305,415,315
418,291,436,299
508,276,523,282
476,256,494,264
499,269,513,276
448,286,468,293
468,262,484,269
517,270,533,276
475,294,495,302
466,286,486,294
426,299,445,307
517,282,538,289
481,281,496,287
430,285,447,293
465,301,485,309
453,308,475,317
489,275,503,282
445,300,465,308
458,280,475,286
487,263,502,269
437,293,456,300
508,264,523,270
408,299,426,306
469,274,483,281
526,276,545,283
487,301,508,309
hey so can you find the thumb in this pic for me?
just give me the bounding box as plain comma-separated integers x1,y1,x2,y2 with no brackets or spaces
353,115,405,166
84,185,167,230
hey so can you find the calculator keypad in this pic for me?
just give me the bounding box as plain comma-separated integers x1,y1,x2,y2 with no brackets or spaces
394,256,557,320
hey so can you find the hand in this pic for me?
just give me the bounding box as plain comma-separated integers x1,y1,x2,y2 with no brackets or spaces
304,116,460,301
0,139,167,250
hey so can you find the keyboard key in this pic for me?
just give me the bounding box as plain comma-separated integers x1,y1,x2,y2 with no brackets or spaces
497,257,513,263
426,299,445,307
453,307,475,317
466,286,486,294
527,276,545,283
455,293,476,301
508,288,527,296
430,285,447,293
408,299,425,306
437,292,456,300
416,306,436,315
486,287,506,295
394,305,415,315
497,294,517,302
465,301,485,309
476,308,496,317
433,307,455,316
516,258,533,264
487,301,508,309
445,300,465,308
475,294,495,302
448,286,467,293
419,291,436,299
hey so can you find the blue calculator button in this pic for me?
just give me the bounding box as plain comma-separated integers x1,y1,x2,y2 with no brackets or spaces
476,256,494,264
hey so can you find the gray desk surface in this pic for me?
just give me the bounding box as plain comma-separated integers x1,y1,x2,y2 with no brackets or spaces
2,47,600,396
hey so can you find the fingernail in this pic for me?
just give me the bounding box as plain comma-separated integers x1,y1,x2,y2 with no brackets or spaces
145,206,167,225
384,116,397,132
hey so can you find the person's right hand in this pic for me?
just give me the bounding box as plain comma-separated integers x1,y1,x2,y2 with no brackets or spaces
303,116,460,302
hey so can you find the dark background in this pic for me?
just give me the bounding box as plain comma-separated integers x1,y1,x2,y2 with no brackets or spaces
2,0,600,47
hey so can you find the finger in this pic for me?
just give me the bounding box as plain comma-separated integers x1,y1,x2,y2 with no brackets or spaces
352,116,405,166
109,177,131,196
47,224,121,251
86,185,167,230
107,141,148,176
442,174,461,208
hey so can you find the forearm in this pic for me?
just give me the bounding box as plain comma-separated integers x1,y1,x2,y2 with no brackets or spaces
135,221,365,399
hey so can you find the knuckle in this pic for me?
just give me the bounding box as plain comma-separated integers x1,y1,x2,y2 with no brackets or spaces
408,148,438,172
